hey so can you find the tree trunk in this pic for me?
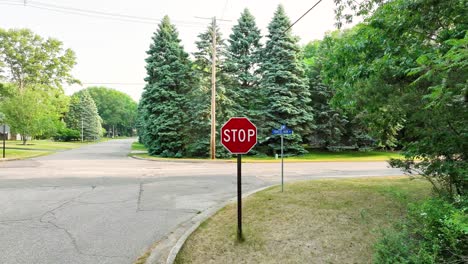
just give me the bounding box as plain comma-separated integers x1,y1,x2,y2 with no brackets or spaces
21,134,27,145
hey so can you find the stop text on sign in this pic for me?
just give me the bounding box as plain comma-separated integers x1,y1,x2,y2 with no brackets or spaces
221,117,257,154
222,129,255,143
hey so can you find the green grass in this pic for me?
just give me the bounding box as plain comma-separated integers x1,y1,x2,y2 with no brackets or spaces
131,145,403,162
175,177,431,264
1,148,52,159
0,139,105,160
241,150,403,162
131,142,148,151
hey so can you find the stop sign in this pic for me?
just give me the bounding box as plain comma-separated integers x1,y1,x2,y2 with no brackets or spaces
221,117,257,154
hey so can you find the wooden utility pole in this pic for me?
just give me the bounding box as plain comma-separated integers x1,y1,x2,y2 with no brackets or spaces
210,16,217,160
195,15,230,159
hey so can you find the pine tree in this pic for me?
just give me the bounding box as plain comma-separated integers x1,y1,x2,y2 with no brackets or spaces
225,8,262,121
187,22,234,157
307,67,348,149
65,90,102,140
139,16,192,157
259,5,314,154
303,41,347,149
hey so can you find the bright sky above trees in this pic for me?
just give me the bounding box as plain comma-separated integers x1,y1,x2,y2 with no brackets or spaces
0,0,354,101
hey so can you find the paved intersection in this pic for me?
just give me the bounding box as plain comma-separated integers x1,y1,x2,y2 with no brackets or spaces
0,139,403,264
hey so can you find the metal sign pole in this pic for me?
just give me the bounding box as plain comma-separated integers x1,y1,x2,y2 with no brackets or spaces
3,124,5,158
281,133,284,192
237,154,243,241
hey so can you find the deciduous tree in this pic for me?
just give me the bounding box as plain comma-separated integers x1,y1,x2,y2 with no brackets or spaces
0,28,78,92
78,87,137,137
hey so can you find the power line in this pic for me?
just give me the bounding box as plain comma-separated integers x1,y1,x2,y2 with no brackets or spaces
33,0,164,22
0,0,22,6
26,3,161,25
284,0,323,33
221,0,229,20
0,0,234,28
30,0,212,26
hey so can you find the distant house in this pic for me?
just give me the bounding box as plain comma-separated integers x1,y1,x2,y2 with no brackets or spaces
0,124,21,140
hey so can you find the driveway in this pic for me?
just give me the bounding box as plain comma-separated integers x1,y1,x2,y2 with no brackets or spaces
0,139,403,264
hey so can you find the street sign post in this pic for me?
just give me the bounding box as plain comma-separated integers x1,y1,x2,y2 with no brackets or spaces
272,125,293,192
221,117,257,241
2,124,5,159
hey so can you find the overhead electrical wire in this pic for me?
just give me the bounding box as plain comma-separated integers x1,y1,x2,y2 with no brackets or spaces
221,0,229,20
284,0,323,33
0,0,234,28
0,0,236,87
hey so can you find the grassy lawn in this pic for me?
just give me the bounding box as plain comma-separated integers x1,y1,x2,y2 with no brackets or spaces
175,177,431,264
1,149,52,159
131,143,403,162
131,142,148,151
1,139,105,160
241,150,403,162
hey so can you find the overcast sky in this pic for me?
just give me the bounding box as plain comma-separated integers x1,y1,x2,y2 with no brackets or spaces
0,0,349,101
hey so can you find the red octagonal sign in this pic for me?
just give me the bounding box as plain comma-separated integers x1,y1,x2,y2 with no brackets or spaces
221,117,257,154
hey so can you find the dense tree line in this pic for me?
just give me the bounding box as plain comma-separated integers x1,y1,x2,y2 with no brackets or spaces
77,87,138,137
138,3,466,259
138,5,370,157
0,28,76,144
324,0,467,262
0,29,138,143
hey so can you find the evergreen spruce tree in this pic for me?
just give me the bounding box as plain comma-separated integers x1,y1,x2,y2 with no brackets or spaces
259,5,313,154
225,8,262,121
307,67,348,149
65,90,102,140
187,22,234,157
139,16,192,157
136,100,148,144
303,41,348,149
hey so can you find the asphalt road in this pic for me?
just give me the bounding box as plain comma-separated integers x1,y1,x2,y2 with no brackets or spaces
0,139,403,264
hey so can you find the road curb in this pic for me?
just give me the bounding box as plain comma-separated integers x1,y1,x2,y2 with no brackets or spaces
0,152,52,162
0,157,20,162
129,154,234,164
129,154,394,164
144,184,277,264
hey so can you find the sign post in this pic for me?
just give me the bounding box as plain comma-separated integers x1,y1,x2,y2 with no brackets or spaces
281,131,284,192
272,125,293,192
221,117,257,241
237,153,242,239
2,124,5,159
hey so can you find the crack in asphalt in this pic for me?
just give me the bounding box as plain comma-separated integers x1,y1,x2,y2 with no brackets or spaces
33,186,128,260
136,182,144,212
137,208,201,214
0,218,34,222
0,218,35,225
75,198,136,205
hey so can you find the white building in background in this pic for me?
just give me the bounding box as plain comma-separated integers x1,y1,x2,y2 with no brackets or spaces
0,124,22,140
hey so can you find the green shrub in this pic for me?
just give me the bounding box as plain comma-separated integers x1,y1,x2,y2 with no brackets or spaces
54,127,81,142
374,197,468,263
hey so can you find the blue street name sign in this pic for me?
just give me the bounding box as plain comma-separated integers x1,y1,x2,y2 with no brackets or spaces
272,128,293,135
272,129,282,135
271,125,293,192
